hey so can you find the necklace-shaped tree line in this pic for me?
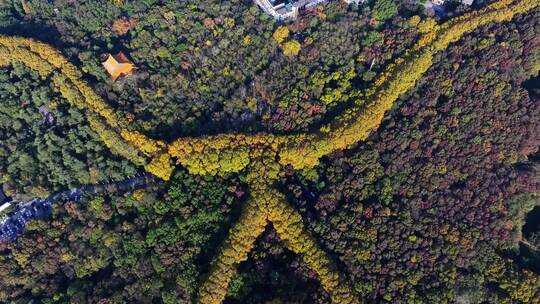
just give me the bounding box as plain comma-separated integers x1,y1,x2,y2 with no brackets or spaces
0,0,539,303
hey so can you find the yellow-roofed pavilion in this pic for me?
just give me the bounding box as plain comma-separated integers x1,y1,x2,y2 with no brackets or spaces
102,52,135,81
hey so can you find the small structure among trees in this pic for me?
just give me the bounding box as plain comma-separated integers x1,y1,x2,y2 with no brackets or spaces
102,52,135,81
432,0,474,5
254,0,363,21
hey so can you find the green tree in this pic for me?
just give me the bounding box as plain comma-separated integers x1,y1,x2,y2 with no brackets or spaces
372,0,398,22
282,40,301,57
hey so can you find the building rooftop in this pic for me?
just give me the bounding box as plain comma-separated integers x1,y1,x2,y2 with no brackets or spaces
431,0,474,6
255,0,362,21
102,52,136,81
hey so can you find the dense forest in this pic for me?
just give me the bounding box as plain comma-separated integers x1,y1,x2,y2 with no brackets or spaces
0,0,540,303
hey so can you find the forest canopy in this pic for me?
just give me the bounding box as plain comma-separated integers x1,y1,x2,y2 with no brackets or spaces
0,0,540,303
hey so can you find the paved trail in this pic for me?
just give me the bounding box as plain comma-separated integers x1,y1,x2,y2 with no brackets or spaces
0,174,156,241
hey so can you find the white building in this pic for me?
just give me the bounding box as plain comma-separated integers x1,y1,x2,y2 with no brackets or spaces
432,0,474,5
255,0,364,21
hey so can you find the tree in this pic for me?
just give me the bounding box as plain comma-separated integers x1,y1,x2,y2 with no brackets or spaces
273,26,290,44
372,0,398,22
282,40,301,57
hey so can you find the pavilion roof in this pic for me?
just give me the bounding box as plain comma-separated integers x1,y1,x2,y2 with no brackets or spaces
102,52,135,81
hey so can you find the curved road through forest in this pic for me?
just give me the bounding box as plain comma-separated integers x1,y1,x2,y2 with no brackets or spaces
0,1,539,303
0,174,156,241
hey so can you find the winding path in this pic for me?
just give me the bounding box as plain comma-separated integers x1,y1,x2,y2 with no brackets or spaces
1,0,537,181
0,0,539,303
0,174,156,241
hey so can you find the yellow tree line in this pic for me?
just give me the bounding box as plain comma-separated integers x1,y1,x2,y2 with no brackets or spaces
278,0,540,169
144,0,540,176
197,192,268,304
0,36,173,178
0,1,539,303
195,1,540,302
198,155,358,304
0,0,538,180
267,189,358,304
0,28,359,304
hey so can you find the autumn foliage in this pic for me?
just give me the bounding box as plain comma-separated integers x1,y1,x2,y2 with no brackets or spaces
0,0,539,303
0,0,538,182
199,158,358,304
